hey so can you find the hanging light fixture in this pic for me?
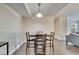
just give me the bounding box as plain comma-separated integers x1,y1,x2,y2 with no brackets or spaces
36,3,43,18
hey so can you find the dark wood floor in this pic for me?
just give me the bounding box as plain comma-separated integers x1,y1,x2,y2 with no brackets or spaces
13,39,79,55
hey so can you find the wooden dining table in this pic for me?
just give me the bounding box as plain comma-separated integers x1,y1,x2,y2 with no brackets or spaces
26,32,55,54
29,34,50,37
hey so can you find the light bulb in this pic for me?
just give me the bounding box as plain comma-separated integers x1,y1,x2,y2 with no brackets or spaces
36,13,43,18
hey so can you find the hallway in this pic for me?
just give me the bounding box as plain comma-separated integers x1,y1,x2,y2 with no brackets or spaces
13,39,79,55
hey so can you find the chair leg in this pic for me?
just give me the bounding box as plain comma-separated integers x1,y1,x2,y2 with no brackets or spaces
26,46,27,54
34,41,36,55
29,41,30,47
50,40,51,47
52,41,54,54
26,42,28,54
27,41,30,48
66,41,68,45
27,41,29,47
26,41,31,54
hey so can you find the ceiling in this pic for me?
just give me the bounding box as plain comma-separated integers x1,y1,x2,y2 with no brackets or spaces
26,3,67,16
56,4,79,17
5,3,29,17
5,3,68,17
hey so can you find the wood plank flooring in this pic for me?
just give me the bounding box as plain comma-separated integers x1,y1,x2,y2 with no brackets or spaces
13,39,79,55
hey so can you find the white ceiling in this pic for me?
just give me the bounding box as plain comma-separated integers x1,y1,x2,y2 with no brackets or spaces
5,3,68,17
5,3,79,17
5,3,29,16
26,3,68,16
55,4,79,17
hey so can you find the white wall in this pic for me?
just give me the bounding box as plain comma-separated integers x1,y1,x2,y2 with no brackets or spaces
0,4,25,55
54,16,67,40
22,16,54,34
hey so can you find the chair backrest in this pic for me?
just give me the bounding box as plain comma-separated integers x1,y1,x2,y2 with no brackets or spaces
35,34,46,43
26,32,30,40
34,34,46,55
50,32,55,41
35,34,46,39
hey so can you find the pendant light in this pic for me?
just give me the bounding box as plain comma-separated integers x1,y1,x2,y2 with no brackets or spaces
36,3,43,17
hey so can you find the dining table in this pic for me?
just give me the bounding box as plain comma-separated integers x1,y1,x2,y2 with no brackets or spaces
26,32,55,54
29,34,50,37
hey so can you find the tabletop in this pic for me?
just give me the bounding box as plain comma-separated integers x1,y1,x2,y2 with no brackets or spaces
29,34,50,37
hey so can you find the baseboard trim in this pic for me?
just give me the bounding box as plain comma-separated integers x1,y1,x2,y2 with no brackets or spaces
9,41,25,55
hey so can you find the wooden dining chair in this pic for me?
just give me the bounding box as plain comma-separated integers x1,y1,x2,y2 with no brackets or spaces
46,32,55,52
26,32,35,48
34,34,46,55
51,32,55,52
